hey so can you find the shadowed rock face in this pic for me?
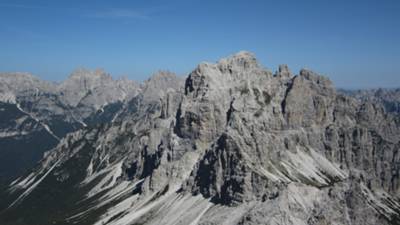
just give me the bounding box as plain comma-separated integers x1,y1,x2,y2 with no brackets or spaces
1,52,400,225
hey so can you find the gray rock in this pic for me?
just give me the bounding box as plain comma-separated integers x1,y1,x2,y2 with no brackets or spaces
2,52,400,225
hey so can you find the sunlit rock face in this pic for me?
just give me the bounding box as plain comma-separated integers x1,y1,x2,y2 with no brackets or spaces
1,52,400,225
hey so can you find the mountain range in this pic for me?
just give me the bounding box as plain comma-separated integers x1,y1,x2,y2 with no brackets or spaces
0,68,143,185
0,51,399,225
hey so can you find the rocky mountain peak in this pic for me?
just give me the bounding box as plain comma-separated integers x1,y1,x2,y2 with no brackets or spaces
62,68,112,90
277,64,292,78
299,68,331,85
58,68,138,108
0,72,56,96
0,72,35,80
185,51,272,100
67,68,111,80
218,51,259,69
142,71,183,101
144,70,180,85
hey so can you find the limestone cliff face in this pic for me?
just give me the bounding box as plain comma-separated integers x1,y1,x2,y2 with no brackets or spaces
2,52,400,225
179,51,400,223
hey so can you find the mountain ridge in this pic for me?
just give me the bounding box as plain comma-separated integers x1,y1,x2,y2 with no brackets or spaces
0,69,178,184
1,51,400,225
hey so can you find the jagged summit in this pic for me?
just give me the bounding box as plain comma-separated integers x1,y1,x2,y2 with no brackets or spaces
61,68,112,92
67,68,110,79
277,64,292,78
216,51,260,73
0,72,36,79
144,70,180,84
218,51,258,67
141,71,183,100
0,72,57,97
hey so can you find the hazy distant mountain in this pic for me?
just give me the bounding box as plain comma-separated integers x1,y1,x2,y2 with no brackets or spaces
0,52,399,225
340,88,400,115
0,70,141,184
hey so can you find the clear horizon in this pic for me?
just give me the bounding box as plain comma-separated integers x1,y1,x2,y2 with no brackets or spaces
0,0,399,89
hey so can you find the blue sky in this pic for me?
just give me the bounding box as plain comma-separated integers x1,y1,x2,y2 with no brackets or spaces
0,0,399,88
